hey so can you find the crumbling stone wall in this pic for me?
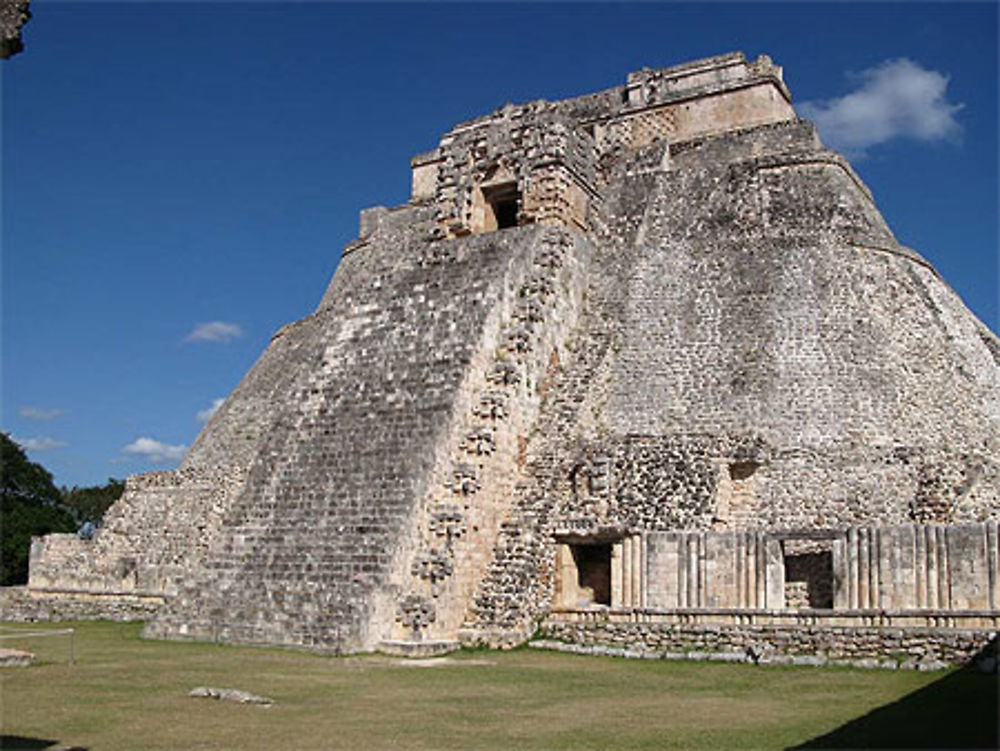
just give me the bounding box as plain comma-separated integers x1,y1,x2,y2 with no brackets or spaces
29,467,245,598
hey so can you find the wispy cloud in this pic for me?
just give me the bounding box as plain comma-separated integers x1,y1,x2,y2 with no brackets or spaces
14,436,68,451
184,321,244,344
122,436,187,462
798,58,963,158
18,406,63,421
196,398,225,423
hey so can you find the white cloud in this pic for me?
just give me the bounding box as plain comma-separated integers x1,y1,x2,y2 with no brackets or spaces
196,398,225,423
18,406,63,421
798,58,963,157
122,436,187,462
184,321,244,343
14,436,68,451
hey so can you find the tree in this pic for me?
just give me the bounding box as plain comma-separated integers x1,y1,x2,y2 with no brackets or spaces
61,478,125,527
1,433,76,585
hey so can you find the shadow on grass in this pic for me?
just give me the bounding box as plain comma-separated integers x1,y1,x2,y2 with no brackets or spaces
792,638,999,750
0,737,86,750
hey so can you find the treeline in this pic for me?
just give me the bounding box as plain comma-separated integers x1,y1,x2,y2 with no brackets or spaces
1,434,124,585
60,477,125,528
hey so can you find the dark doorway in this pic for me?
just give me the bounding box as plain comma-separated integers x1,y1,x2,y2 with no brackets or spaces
493,197,518,229
784,551,834,609
571,544,612,605
483,182,520,231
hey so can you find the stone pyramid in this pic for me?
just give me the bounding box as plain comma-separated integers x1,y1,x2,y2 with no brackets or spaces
28,52,999,653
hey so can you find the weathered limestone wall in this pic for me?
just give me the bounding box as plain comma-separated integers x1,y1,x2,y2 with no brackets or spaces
606,137,999,470
418,108,597,238
834,524,1000,610
29,467,245,599
624,52,790,107
389,227,593,643
0,587,160,623
463,115,1000,646
599,76,793,153
145,222,587,652
629,522,1000,611
182,313,340,472
539,620,997,668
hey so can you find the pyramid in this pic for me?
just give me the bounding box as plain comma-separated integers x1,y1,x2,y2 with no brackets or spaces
26,52,999,655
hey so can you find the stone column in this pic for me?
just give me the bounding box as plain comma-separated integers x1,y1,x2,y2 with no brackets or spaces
678,535,688,608
752,533,763,608
611,541,623,609
870,527,881,609
832,535,848,610
736,534,746,608
846,527,858,609
631,535,642,608
700,533,710,608
554,544,567,608
925,525,938,608
659,533,681,609
882,525,914,610
858,528,870,609
687,535,699,607
987,521,999,610
936,526,950,610
556,543,581,609
764,539,784,609
915,524,927,608
622,537,633,608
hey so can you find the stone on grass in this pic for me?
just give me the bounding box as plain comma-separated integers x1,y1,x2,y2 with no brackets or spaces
916,659,950,672
0,647,35,667
189,686,273,705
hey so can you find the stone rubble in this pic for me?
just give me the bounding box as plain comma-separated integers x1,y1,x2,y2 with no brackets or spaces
188,687,273,705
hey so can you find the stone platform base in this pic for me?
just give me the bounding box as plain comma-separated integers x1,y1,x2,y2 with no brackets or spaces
457,626,531,649
541,618,999,668
377,639,460,658
0,586,162,622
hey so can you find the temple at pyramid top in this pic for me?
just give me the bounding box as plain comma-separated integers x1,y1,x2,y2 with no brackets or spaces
399,52,794,238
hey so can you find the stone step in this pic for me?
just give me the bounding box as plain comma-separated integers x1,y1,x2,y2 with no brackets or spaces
377,639,460,658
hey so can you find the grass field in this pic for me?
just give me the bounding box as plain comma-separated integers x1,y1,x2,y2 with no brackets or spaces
0,621,996,750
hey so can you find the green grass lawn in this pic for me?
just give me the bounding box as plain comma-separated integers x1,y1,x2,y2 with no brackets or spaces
0,621,995,750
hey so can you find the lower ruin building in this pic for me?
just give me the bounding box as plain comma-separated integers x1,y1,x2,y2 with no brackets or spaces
16,52,1000,664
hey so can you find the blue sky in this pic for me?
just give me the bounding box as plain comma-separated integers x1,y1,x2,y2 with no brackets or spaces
3,2,997,487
